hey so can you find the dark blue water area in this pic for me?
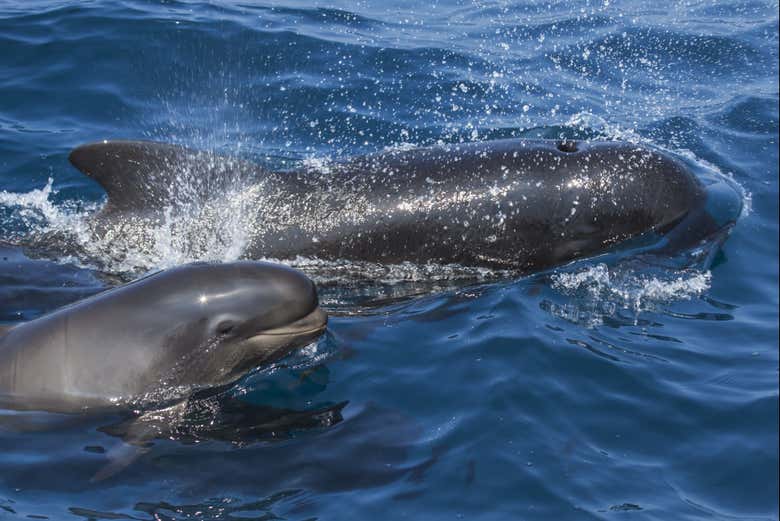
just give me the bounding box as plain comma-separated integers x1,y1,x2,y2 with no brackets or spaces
0,1,778,520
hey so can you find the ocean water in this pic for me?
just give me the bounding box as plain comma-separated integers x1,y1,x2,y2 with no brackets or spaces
0,1,778,519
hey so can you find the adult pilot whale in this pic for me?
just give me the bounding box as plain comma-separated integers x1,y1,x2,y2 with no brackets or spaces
66,138,741,272
0,261,327,414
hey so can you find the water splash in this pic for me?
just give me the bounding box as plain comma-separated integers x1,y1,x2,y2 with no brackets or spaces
0,173,258,275
566,111,644,143
0,179,96,250
546,262,712,327
89,185,256,274
552,263,711,308
280,256,510,284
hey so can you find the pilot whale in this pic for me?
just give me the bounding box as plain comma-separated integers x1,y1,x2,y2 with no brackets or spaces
0,261,327,414
65,138,740,272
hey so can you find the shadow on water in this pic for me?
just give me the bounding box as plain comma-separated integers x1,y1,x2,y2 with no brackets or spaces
69,490,305,521
2,378,439,519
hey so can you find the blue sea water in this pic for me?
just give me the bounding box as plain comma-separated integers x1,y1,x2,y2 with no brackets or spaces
0,0,778,519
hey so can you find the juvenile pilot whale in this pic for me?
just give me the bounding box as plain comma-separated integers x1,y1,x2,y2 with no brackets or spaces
0,261,327,414
65,138,740,273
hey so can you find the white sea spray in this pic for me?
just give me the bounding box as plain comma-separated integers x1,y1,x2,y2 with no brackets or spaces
550,262,712,327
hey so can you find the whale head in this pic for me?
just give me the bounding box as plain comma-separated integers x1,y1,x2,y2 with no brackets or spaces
127,261,327,391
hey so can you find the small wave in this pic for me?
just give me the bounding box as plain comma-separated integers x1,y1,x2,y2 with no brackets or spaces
0,179,96,246
565,112,645,143
0,178,62,226
673,148,752,218
0,177,254,275
548,262,712,327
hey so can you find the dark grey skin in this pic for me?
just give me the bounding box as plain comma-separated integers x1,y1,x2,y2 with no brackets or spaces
0,261,327,414
66,138,737,273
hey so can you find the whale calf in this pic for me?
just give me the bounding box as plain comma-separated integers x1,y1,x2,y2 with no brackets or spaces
64,138,740,273
0,261,327,414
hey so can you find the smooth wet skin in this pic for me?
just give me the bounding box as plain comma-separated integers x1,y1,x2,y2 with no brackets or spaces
0,261,327,413
67,138,740,273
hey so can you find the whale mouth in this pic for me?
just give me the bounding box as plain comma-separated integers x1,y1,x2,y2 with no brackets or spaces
240,305,328,363
221,307,328,381
250,306,328,339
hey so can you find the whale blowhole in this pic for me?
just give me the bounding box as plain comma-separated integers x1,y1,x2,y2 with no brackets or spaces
556,140,579,153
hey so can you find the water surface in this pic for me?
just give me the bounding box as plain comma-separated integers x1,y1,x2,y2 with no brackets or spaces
0,1,778,519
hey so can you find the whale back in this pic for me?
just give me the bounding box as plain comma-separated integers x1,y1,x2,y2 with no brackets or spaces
272,139,709,270
0,270,206,411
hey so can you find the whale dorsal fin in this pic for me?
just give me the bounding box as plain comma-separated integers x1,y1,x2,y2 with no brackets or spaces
69,141,267,214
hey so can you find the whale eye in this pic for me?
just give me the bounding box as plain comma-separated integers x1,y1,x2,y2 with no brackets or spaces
557,140,578,153
216,320,236,335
